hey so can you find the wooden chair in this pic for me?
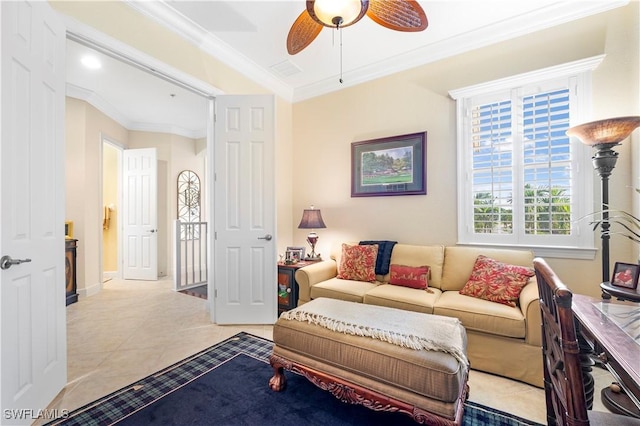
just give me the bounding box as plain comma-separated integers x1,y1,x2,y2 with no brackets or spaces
533,258,640,426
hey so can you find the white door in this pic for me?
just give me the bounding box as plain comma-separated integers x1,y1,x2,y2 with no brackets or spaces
122,148,158,280
0,1,67,423
213,95,276,324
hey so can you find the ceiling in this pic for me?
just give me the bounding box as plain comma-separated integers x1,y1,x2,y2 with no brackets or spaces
64,0,627,139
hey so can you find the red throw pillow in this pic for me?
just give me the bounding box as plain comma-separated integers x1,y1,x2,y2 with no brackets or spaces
337,244,378,282
389,264,430,289
459,255,534,307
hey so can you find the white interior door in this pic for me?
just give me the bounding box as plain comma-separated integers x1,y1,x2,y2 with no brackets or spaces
213,95,276,324
0,1,67,423
122,148,158,281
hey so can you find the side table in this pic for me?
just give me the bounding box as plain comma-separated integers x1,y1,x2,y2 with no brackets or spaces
277,261,313,315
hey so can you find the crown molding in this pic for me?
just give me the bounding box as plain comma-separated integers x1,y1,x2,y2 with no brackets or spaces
128,122,206,139
66,83,206,139
125,0,294,102
96,0,627,103
292,1,627,102
66,83,131,129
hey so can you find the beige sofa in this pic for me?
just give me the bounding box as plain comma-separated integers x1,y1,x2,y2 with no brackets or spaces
294,243,543,387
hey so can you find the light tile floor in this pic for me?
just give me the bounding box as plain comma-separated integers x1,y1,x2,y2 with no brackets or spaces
45,277,617,425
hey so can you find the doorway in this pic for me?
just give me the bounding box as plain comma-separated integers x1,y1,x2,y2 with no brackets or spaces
66,34,211,294
102,139,122,282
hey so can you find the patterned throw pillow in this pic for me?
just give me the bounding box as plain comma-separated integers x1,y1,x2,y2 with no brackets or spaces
459,255,534,307
337,244,378,282
389,264,430,289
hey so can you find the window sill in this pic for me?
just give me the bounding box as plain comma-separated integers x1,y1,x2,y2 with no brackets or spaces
455,242,597,260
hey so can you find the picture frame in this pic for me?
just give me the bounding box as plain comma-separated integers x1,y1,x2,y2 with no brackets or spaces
351,132,426,197
286,246,305,262
65,221,74,239
611,262,640,289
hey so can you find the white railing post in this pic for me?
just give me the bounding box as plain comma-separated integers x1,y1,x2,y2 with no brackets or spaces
173,220,208,292
173,219,181,290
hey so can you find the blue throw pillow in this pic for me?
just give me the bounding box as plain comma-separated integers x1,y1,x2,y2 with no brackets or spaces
359,240,397,275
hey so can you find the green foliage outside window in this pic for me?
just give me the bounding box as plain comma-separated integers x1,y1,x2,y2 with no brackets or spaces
473,185,571,235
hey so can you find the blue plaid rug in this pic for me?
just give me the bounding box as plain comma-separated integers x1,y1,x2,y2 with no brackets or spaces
46,332,542,425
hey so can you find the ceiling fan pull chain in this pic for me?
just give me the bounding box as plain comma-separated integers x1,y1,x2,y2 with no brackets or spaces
339,26,343,84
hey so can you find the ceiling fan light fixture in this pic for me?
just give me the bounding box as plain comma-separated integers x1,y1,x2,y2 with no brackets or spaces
307,0,368,28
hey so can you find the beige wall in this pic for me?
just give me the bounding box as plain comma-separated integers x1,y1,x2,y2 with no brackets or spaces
291,4,639,298
65,98,129,296
102,144,119,273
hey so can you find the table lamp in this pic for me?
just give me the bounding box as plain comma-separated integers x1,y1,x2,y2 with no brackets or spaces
297,206,327,261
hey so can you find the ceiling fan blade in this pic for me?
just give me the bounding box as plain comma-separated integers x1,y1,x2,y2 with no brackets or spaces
287,9,323,55
367,0,428,32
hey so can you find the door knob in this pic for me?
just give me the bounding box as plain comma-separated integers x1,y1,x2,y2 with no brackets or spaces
1,255,32,270
258,234,273,241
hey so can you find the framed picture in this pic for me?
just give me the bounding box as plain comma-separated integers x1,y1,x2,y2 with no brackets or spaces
351,132,426,197
286,246,305,262
611,262,640,289
65,221,74,239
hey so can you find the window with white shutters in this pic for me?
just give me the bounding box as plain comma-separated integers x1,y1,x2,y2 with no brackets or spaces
450,57,604,257
522,88,572,236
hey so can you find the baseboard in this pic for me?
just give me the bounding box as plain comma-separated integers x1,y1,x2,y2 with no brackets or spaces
79,281,103,298
103,271,117,282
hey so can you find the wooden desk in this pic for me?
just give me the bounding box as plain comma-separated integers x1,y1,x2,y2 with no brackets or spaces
572,294,640,417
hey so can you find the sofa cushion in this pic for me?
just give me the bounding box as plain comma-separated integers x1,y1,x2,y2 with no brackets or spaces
364,284,441,314
386,245,445,289
459,255,534,307
389,264,430,289
337,243,378,282
441,247,534,292
434,291,526,339
310,277,379,303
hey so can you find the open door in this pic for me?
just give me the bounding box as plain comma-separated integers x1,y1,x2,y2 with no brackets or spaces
0,1,67,422
213,95,276,324
122,148,158,281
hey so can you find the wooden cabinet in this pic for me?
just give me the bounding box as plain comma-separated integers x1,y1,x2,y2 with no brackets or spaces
65,239,78,306
278,262,314,315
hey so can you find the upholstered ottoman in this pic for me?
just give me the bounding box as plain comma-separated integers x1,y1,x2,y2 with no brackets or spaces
269,298,469,425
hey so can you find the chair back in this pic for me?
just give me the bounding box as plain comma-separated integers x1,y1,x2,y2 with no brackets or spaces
534,258,590,426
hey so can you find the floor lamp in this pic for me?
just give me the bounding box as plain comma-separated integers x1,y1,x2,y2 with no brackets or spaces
567,116,640,298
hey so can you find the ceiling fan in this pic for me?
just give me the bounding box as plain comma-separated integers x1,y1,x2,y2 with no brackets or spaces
287,0,428,55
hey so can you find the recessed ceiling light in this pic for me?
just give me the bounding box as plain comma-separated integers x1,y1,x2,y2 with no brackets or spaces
81,55,102,70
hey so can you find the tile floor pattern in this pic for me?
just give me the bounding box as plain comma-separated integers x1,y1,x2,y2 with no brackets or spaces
44,277,618,425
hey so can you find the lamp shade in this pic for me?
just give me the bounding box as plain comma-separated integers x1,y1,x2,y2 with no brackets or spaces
298,208,327,229
566,116,640,146
307,0,368,28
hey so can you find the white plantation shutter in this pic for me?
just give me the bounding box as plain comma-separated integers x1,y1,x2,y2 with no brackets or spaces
471,99,513,234
522,88,572,236
450,56,603,256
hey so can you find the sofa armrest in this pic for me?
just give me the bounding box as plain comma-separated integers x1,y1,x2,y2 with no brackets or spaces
295,260,338,305
519,278,541,347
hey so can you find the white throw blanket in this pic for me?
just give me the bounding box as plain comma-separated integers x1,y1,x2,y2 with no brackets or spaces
280,298,468,367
